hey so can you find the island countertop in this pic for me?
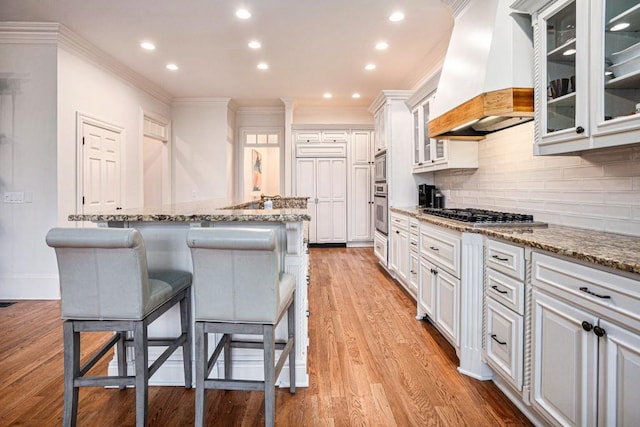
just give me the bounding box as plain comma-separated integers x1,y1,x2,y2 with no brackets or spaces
69,197,311,223
391,206,640,276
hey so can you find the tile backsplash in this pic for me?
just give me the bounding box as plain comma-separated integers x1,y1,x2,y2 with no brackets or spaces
434,122,640,237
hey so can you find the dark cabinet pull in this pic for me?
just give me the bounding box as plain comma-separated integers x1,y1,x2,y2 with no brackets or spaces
491,254,509,262
430,268,438,276
593,326,606,337
490,334,507,345
491,285,508,295
576,126,585,134
579,287,611,299
429,246,439,251
396,230,400,234
581,321,593,332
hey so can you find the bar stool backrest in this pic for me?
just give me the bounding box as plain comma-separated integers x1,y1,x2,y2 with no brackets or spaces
46,227,151,320
187,227,282,323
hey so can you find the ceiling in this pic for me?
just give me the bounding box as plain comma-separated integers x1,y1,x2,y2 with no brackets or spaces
0,0,454,107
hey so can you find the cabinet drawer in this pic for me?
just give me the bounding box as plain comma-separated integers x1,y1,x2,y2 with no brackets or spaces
409,234,419,254
295,131,321,143
486,298,524,391
374,231,387,265
486,239,525,281
409,218,419,237
487,269,525,315
390,213,409,230
532,252,640,331
419,223,461,277
321,131,349,143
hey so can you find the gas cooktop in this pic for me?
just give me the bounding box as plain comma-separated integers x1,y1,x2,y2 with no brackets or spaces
421,208,547,228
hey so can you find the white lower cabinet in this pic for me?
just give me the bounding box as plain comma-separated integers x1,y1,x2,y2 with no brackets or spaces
486,298,523,391
531,289,598,427
373,230,387,266
434,266,460,347
389,212,412,296
598,320,640,426
531,251,640,427
417,222,462,350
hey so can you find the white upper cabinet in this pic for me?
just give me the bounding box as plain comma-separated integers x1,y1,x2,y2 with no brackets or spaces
518,0,640,154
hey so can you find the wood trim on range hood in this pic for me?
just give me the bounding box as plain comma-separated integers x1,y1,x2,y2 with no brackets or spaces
428,87,534,140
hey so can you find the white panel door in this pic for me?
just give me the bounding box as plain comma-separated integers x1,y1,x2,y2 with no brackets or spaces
82,122,121,213
348,164,372,241
532,290,598,427
418,258,436,318
435,267,460,347
295,158,317,243
316,158,346,243
599,319,640,427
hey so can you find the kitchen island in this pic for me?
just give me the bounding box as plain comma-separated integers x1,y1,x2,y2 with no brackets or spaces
69,197,311,387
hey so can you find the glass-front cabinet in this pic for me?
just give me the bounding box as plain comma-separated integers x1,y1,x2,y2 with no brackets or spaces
412,97,446,172
593,0,640,148
522,0,640,154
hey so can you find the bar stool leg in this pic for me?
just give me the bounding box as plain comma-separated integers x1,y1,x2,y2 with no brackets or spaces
134,322,149,427
194,322,206,427
117,331,127,389
263,324,276,427
288,296,296,393
180,291,192,388
63,321,80,427
223,334,232,379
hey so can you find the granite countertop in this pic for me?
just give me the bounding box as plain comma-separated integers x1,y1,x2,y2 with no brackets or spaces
391,206,640,276
69,197,311,223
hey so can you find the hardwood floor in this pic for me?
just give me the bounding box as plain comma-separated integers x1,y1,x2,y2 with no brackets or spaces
0,247,532,426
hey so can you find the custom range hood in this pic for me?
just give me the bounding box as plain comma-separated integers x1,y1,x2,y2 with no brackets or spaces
429,0,534,139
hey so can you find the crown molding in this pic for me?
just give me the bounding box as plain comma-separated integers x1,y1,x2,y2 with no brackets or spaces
510,0,553,14
0,22,60,43
171,97,232,108
0,22,173,106
236,106,285,116
368,90,414,113
407,69,442,109
440,0,471,17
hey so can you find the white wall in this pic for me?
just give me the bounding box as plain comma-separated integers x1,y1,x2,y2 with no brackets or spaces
0,43,59,299
57,47,171,223
171,99,230,204
435,122,640,236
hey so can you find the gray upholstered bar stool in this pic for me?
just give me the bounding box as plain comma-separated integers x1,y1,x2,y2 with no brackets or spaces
186,227,296,427
46,227,193,427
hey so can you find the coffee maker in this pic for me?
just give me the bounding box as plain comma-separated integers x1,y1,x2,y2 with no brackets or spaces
418,184,444,209
418,184,436,208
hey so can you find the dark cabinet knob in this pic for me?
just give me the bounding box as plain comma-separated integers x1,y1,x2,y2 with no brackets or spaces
581,321,593,332
576,126,585,134
593,326,606,337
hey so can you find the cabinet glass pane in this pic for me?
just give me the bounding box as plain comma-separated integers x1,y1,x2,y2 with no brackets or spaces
413,110,420,164
435,140,445,160
546,1,577,133
422,103,432,162
603,0,640,121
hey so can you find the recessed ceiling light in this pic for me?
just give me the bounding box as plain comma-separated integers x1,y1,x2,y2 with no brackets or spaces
389,11,405,22
257,62,269,70
375,42,389,50
563,48,576,56
352,93,361,99
236,9,251,19
610,22,630,32
140,41,156,51
323,92,332,99
365,63,376,70
166,63,178,71
248,40,261,49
